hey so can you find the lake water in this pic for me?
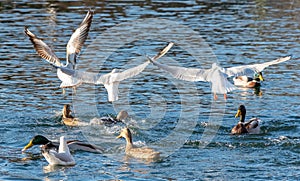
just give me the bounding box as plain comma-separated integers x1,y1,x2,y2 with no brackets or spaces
1,0,300,180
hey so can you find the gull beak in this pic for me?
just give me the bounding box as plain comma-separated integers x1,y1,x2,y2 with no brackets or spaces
22,141,33,152
235,110,241,118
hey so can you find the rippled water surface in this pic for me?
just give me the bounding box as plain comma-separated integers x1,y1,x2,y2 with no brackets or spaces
1,0,300,180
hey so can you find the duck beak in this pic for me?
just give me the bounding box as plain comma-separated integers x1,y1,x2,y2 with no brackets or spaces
22,140,33,152
235,110,241,118
258,74,264,81
116,135,122,139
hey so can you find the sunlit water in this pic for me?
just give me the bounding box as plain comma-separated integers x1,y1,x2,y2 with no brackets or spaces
1,0,300,180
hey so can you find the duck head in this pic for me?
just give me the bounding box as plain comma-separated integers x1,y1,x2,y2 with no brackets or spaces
22,135,52,152
254,72,264,81
116,127,133,144
62,104,72,118
235,105,246,122
116,110,129,121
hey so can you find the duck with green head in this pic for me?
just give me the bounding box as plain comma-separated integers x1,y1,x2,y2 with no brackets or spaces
231,105,261,134
22,135,103,153
233,72,264,88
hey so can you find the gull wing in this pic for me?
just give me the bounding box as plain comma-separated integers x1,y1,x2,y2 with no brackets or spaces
224,56,291,77
58,67,99,84
58,62,150,86
150,60,210,82
24,27,62,66
59,61,155,87
106,62,150,83
66,10,93,69
151,61,236,94
51,152,74,163
151,42,174,61
98,42,175,83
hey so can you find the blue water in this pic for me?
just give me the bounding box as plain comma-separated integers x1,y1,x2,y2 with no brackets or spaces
1,0,300,180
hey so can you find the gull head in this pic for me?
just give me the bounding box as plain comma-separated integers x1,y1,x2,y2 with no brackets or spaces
111,69,119,73
211,62,220,69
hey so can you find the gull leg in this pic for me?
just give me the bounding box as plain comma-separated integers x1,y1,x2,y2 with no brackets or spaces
73,87,77,95
223,93,227,100
214,93,218,100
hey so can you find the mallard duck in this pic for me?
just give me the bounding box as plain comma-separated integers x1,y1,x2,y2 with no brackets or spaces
41,136,75,166
116,127,160,160
233,72,264,88
56,42,174,101
22,135,103,153
24,10,93,93
149,55,291,100
231,105,261,134
90,110,129,126
62,104,80,126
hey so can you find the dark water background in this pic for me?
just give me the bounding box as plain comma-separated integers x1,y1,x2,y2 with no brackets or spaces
1,0,300,180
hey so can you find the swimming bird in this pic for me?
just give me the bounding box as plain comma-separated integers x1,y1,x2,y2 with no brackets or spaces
116,127,160,160
22,135,103,153
233,72,264,88
41,136,75,166
149,56,291,100
62,104,81,126
231,104,260,134
90,110,129,126
57,42,174,101
24,10,93,93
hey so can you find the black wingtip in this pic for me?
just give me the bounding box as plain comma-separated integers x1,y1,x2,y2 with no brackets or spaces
146,55,154,63
88,8,94,15
24,26,36,38
24,26,31,37
87,9,94,18
24,26,29,34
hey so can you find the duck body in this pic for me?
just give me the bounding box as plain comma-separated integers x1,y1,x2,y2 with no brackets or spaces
90,116,123,126
117,128,160,160
62,117,80,126
233,72,263,88
231,118,260,134
41,136,75,166
62,104,80,126
90,110,129,126
125,145,161,160
244,118,261,134
22,135,103,153
231,105,261,134
231,122,249,134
